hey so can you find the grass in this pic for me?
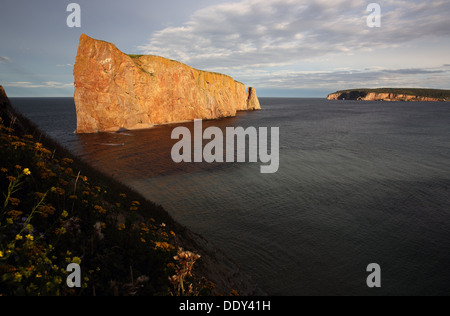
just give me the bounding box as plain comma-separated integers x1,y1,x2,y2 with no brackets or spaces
0,92,214,296
330,88,450,101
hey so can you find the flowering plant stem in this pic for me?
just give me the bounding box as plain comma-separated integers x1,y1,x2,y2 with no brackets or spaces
2,173,24,210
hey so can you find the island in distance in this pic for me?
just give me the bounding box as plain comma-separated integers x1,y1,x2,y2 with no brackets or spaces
73,34,261,134
327,88,450,102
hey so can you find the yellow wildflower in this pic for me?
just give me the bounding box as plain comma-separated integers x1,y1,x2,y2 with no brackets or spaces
14,273,22,283
154,241,175,251
35,192,46,200
15,234,23,240
55,227,67,235
72,257,82,265
11,141,26,149
25,234,34,241
62,158,74,165
37,147,52,156
23,168,31,176
61,210,69,218
7,176,16,182
94,205,107,214
0,251,3,258
38,205,56,218
7,210,23,220
53,187,65,195
140,225,149,233
8,197,20,206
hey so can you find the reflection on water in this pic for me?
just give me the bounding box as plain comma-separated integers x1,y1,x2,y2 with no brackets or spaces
77,119,234,179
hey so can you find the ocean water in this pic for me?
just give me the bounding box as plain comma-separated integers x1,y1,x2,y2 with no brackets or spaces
10,97,450,295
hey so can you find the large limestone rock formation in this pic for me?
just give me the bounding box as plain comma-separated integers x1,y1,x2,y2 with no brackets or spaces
73,34,261,133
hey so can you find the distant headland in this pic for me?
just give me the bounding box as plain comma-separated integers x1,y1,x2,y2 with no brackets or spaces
73,34,260,134
327,88,450,102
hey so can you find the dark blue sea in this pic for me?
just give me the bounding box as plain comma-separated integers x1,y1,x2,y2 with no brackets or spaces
11,97,450,295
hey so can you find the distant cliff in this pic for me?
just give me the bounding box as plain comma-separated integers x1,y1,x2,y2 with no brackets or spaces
0,86,10,109
327,88,450,102
73,34,261,133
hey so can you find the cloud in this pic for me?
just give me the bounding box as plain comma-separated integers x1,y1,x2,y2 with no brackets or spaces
383,68,445,75
138,0,450,71
249,66,450,91
3,81,74,89
0,56,12,63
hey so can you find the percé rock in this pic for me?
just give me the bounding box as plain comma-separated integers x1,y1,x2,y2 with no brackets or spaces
327,90,447,102
74,34,261,133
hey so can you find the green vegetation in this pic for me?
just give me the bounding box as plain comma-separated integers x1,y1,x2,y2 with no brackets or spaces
0,97,214,296
331,88,450,101
128,54,144,59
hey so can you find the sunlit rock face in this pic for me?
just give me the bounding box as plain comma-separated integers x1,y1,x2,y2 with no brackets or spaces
327,91,443,102
74,34,261,133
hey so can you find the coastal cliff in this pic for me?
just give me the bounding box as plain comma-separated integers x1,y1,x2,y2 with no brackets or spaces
74,34,261,133
327,89,450,102
0,86,10,108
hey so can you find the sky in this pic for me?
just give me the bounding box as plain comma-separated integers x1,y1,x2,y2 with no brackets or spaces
0,0,449,97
